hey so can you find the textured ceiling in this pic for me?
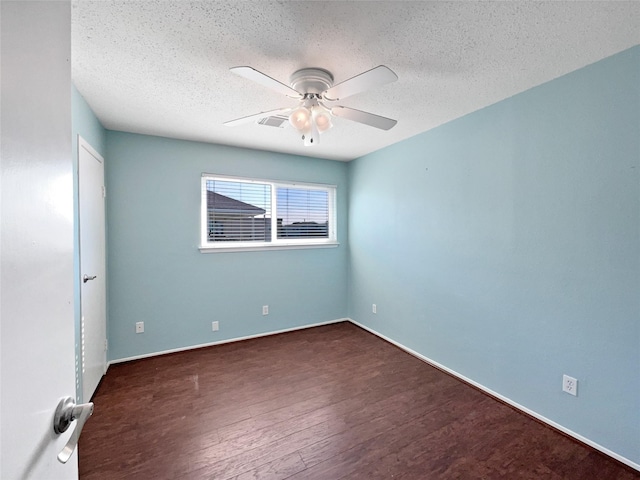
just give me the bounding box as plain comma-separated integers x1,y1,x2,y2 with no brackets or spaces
72,1,640,161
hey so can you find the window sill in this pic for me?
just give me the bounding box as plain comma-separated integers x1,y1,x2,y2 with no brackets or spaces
199,242,340,253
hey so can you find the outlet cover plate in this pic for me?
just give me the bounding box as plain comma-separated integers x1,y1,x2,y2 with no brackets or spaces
262,305,269,315
135,321,144,334
212,321,219,332
563,374,578,396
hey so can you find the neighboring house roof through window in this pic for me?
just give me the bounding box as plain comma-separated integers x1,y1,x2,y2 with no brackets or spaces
207,191,266,217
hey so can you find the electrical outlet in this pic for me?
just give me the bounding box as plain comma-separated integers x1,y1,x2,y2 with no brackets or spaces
262,305,269,315
563,374,578,396
372,304,377,314
135,321,144,334
212,321,219,332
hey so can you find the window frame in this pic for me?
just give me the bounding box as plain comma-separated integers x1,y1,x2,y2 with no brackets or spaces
200,173,338,253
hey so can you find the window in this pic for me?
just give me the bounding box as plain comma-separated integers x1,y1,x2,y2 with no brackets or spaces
201,174,337,252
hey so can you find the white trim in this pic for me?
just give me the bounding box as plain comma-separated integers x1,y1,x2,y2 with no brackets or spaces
347,318,640,473
199,242,339,253
200,172,337,190
108,318,349,365
78,135,104,164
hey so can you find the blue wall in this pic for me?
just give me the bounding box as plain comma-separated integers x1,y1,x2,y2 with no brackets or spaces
105,132,349,361
348,46,639,464
72,84,107,401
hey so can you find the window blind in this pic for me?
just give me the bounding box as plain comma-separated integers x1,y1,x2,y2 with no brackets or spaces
205,179,271,242
276,187,329,239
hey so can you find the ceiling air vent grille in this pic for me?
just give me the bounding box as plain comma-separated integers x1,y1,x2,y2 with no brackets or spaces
258,115,289,128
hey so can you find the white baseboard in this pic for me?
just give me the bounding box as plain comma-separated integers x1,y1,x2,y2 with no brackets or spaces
348,318,640,473
108,317,349,366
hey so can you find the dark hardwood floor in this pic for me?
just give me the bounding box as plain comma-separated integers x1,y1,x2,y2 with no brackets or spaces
79,322,639,479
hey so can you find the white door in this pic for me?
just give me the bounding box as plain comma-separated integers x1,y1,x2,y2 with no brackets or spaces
1,1,80,479
78,137,107,402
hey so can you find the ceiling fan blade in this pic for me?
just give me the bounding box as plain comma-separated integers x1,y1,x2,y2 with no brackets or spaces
323,65,398,101
331,106,397,130
230,66,302,98
224,107,294,127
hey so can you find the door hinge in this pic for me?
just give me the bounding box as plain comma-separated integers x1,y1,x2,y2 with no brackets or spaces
104,339,108,351
102,185,106,198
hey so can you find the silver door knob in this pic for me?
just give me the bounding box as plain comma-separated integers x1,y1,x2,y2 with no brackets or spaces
53,396,94,463
83,274,97,283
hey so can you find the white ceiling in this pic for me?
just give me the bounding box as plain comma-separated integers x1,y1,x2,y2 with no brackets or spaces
72,1,640,162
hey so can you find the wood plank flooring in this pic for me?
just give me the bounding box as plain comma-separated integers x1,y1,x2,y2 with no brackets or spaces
79,322,639,479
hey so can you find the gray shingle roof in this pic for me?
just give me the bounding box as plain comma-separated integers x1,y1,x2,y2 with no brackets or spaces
207,191,266,216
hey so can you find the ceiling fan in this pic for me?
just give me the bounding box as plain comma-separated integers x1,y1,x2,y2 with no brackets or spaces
224,65,398,146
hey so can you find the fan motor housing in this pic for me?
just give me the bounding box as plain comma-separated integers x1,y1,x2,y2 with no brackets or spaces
290,68,334,94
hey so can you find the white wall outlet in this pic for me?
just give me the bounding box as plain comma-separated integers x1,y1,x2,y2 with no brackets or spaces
372,304,377,314
212,321,219,332
135,321,144,334
262,305,269,315
563,374,578,396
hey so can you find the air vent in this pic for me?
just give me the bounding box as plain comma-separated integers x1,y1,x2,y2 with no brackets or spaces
258,115,289,128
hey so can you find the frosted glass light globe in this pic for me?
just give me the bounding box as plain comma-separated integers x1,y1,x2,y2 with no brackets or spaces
314,110,332,132
289,107,311,131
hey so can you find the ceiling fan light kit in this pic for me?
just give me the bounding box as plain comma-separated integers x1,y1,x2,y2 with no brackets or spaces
225,65,398,146
289,101,333,131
